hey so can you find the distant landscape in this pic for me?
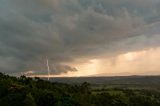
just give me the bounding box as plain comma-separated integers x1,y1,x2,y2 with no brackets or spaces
44,75,160,90
47,76,160,85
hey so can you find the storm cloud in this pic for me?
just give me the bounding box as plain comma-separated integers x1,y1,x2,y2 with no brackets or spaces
0,0,160,75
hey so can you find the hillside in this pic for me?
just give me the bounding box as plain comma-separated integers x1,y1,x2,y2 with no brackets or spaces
1,73,160,106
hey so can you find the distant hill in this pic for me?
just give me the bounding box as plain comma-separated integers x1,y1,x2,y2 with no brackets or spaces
47,76,160,88
89,71,160,77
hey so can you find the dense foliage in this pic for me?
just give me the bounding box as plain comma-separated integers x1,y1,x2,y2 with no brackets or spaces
1,73,160,106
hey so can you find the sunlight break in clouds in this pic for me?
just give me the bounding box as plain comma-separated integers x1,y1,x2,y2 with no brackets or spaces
63,47,160,77
31,47,160,77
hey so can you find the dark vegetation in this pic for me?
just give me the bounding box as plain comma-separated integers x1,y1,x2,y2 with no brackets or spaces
1,73,160,106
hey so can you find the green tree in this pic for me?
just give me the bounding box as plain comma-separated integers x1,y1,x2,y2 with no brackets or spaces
23,93,36,106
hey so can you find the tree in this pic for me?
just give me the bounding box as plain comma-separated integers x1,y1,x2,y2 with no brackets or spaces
23,93,36,106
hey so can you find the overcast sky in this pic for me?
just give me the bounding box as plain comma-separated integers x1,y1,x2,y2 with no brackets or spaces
0,0,160,76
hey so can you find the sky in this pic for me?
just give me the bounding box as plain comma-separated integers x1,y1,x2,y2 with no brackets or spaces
0,0,160,77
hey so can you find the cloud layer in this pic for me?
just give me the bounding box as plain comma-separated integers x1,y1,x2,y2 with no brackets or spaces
0,0,160,75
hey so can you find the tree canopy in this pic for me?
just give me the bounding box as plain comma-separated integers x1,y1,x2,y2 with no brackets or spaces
0,72,160,106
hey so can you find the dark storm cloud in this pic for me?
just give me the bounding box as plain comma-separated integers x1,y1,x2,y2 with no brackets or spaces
0,0,160,75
